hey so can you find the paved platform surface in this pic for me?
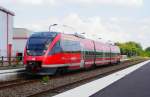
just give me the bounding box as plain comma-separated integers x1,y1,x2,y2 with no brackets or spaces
91,61,150,97
0,68,25,81
54,60,150,97
0,68,25,74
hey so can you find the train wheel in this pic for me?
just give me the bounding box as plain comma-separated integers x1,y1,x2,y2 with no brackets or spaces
91,64,96,69
56,67,68,75
117,60,121,64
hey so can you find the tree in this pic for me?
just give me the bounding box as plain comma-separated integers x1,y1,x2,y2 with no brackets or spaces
116,41,143,57
144,47,150,57
145,47,150,52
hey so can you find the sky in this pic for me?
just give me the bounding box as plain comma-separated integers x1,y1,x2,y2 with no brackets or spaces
0,0,150,49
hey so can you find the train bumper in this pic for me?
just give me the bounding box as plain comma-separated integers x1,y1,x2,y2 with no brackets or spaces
25,64,57,75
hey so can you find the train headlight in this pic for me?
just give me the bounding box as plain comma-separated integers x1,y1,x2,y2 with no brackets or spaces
43,50,47,53
27,50,30,53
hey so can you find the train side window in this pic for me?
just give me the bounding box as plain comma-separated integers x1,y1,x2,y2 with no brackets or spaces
61,40,81,53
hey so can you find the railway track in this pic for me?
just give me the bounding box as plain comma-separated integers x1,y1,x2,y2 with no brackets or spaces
0,79,38,90
0,58,147,97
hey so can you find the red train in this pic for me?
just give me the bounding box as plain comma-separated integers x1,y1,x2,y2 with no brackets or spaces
23,32,121,75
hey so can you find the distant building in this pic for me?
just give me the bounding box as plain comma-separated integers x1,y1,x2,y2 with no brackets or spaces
13,28,31,55
0,6,14,57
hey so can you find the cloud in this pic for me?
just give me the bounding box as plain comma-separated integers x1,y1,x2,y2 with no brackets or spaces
16,13,150,48
0,0,148,49
18,0,43,5
11,0,55,5
0,0,144,7
63,0,144,7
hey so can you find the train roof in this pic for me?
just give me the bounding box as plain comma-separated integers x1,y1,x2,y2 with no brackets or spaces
30,31,119,48
30,32,58,38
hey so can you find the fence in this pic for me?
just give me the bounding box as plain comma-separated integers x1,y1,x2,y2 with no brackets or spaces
0,56,23,67
0,50,18,57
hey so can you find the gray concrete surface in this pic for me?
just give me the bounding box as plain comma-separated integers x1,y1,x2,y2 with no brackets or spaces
91,62,150,97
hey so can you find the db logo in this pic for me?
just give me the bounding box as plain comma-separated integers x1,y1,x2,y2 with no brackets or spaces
71,57,77,60
32,58,36,61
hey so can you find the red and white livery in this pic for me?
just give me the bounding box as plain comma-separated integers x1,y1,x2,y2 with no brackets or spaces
23,32,120,75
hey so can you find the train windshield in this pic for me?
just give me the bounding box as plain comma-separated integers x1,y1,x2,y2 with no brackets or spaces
26,32,57,56
27,37,53,50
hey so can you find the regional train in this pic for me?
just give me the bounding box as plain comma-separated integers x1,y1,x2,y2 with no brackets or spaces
23,32,121,75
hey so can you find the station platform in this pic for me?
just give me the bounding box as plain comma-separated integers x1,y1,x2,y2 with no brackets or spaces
0,68,25,74
0,68,25,81
54,60,150,97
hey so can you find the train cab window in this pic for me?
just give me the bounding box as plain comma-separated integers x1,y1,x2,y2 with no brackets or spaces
26,32,58,56
48,41,62,55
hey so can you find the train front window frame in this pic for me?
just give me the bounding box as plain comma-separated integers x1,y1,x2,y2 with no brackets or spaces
26,32,57,56
27,37,53,50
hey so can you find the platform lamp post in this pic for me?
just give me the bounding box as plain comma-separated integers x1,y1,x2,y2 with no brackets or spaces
49,24,58,32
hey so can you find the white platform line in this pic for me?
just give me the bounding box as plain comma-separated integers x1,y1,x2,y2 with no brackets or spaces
53,60,150,97
0,68,25,74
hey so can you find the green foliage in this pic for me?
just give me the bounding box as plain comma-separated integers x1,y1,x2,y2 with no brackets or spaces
145,47,150,52
144,47,150,57
16,56,21,65
116,41,143,57
42,76,49,84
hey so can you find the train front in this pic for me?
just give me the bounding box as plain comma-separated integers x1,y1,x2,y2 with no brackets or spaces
23,32,61,75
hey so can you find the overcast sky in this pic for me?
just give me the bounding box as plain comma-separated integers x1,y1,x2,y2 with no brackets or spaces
0,0,150,49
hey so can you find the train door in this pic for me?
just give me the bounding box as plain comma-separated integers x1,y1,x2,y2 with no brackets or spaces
102,46,105,64
110,47,112,64
84,41,95,68
61,35,82,69
80,43,85,68
70,41,81,69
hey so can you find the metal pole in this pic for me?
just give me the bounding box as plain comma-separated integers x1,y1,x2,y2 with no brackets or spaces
49,26,51,32
49,24,58,32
